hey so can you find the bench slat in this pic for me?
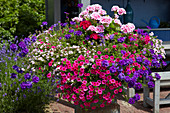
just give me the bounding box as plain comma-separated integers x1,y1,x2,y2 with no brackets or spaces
160,98,170,105
146,97,153,107
152,72,170,81
160,81,170,86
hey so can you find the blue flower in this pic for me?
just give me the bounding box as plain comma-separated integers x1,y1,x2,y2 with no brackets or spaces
109,66,117,73
13,65,18,70
128,79,135,88
85,35,90,40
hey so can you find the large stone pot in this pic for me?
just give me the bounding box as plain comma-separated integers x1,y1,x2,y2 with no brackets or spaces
75,103,120,113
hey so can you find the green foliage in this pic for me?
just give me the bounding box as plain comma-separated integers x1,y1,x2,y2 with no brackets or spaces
0,0,45,41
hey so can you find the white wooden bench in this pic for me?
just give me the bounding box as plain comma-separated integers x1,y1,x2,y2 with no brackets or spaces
143,71,170,113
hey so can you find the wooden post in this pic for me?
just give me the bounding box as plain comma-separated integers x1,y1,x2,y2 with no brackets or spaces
127,88,135,98
143,79,150,107
153,80,160,113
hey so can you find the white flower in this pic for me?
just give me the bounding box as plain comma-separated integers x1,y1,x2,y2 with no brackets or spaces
21,68,25,71
149,32,154,36
31,61,35,64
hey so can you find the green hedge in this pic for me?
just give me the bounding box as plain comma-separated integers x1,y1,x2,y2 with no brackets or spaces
0,0,45,41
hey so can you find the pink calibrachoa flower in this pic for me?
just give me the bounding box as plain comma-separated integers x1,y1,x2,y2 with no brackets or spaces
112,45,117,48
98,90,103,94
47,72,51,78
100,103,105,108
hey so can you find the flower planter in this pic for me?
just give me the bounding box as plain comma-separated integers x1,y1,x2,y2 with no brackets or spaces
75,102,120,113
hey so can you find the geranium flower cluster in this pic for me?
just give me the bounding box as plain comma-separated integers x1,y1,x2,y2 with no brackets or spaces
27,4,167,110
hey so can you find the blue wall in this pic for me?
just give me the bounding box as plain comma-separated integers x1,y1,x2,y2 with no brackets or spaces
91,0,170,28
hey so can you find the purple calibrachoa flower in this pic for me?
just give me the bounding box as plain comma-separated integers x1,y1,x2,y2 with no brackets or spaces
134,82,142,90
42,21,48,26
31,36,37,42
147,81,155,88
69,29,74,33
118,73,125,80
120,50,126,55
74,30,82,36
65,34,71,39
32,76,39,83
109,34,114,40
155,73,161,80
11,73,17,79
10,44,17,52
77,3,83,8
133,93,140,101
128,98,135,104
85,35,90,40
102,60,109,67
136,57,143,63
70,21,76,25
18,41,27,49
24,73,31,79
117,37,126,43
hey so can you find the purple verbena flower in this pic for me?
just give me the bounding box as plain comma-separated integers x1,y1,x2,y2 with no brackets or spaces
120,50,126,55
85,35,90,40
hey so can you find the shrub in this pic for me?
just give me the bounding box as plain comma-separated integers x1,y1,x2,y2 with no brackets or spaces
0,0,45,41
0,38,56,112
